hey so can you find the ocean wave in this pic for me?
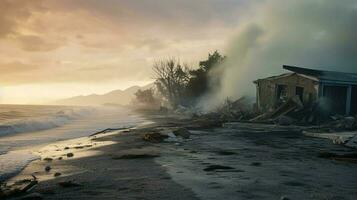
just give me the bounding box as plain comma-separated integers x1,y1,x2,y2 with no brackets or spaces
0,151,39,184
0,108,94,137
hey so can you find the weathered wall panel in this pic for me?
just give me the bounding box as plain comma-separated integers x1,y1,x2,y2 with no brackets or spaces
255,73,319,111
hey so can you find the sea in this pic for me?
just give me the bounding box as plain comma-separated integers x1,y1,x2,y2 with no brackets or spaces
0,104,145,183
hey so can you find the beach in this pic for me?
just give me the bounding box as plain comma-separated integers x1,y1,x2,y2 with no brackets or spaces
0,105,145,184
2,112,357,200
2,113,199,200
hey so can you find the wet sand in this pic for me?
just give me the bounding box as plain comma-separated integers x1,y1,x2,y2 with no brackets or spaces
4,115,357,200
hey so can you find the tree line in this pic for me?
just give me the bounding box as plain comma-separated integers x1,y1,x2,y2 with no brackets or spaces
135,51,226,109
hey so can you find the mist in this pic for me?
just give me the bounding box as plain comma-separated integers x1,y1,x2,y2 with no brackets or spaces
201,0,357,111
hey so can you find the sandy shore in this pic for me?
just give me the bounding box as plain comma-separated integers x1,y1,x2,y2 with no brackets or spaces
3,115,199,200
2,114,357,200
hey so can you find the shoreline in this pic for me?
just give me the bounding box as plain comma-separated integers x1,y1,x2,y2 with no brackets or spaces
0,107,147,186
2,112,357,200
0,118,153,185
1,113,201,199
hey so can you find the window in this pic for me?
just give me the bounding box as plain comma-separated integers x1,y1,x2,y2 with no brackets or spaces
276,84,288,105
296,86,304,102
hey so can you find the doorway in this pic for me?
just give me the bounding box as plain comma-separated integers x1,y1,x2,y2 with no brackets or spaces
322,85,348,115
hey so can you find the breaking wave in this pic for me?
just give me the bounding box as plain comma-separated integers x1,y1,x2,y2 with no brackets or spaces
0,108,94,137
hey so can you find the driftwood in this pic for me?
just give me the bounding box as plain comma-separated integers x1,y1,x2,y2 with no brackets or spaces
90,127,128,136
0,175,38,198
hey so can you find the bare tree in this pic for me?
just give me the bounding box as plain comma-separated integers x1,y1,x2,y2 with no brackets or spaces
153,58,189,107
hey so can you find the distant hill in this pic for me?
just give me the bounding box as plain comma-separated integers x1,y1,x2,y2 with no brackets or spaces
53,83,154,106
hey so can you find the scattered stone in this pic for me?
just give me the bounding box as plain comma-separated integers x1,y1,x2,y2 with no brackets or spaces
58,157,63,160
64,147,70,150
43,158,53,162
54,172,61,177
250,162,262,166
20,192,43,200
66,153,74,158
142,132,168,143
203,165,235,172
112,154,159,159
172,128,191,139
58,181,81,188
45,166,51,172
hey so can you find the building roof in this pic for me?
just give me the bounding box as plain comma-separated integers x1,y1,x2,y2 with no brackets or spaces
283,65,357,85
254,72,293,82
253,72,318,84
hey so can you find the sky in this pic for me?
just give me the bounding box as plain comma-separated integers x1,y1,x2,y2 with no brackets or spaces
0,1,356,105
0,0,254,104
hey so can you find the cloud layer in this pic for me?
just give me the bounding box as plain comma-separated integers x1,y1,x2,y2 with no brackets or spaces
0,0,254,86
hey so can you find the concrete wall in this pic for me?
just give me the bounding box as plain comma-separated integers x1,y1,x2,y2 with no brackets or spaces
255,73,319,111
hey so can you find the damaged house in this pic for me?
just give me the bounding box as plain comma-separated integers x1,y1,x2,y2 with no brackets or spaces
254,65,357,116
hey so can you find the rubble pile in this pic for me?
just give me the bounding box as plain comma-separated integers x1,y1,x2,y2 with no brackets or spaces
142,127,192,143
308,116,357,133
248,95,357,131
209,97,255,121
250,96,304,125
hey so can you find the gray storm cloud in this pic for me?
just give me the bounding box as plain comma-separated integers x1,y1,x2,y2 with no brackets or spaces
201,0,357,111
